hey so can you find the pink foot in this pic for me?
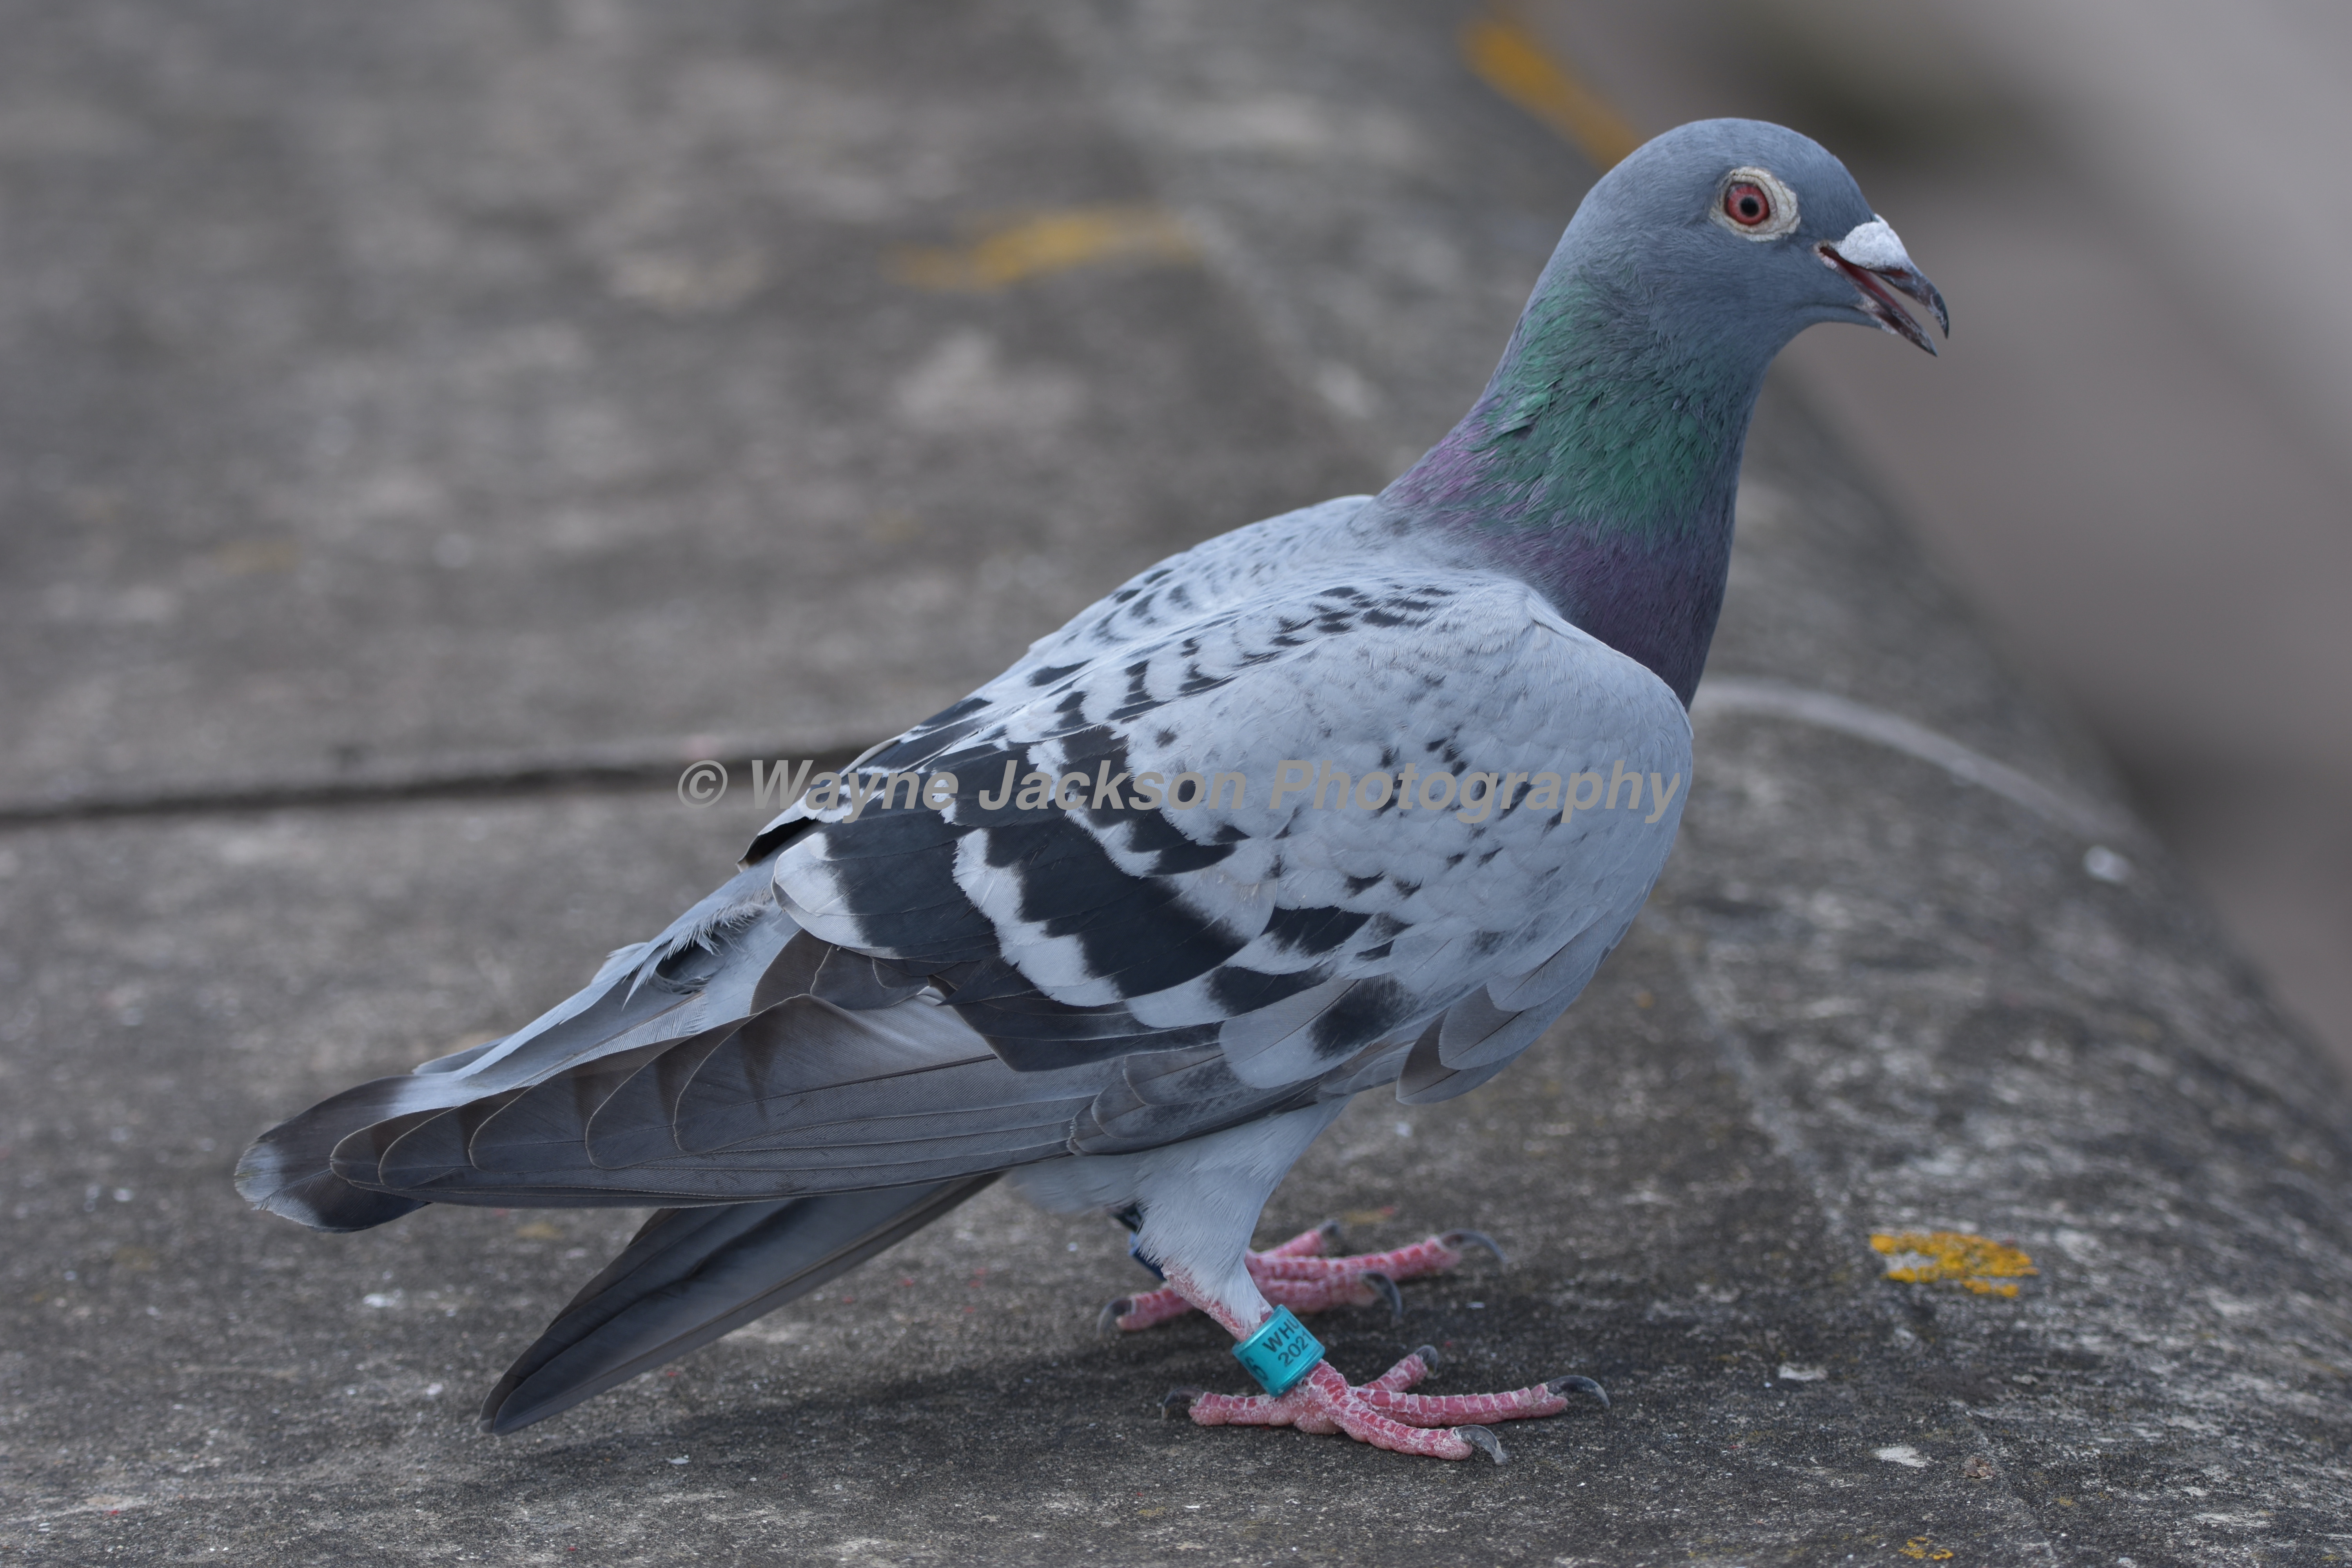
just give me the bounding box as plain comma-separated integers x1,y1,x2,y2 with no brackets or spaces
1162,1346,1606,1463
1100,1223,1505,1334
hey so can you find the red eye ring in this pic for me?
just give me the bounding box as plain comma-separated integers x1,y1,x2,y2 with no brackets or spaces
1723,181,1771,227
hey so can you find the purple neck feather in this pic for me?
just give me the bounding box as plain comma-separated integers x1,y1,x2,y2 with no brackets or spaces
1368,290,1765,708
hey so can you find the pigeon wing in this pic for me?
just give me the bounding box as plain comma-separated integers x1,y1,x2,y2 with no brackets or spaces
772,568,1691,1140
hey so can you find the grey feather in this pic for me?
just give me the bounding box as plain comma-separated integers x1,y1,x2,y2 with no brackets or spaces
479,1179,995,1434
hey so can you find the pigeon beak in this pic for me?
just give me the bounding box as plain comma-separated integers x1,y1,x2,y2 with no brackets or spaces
1819,218,1948,355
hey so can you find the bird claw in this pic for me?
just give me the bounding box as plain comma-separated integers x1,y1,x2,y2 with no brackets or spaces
1545,1373,1609,1410
1410,1343,1440,1370
1176,1358,1565,1458
1160,1386,1204,1419
1456,1424,1508,1465
1441,1229,1509,1267
1096,1297,1132,1337
1361,1270,1403,1323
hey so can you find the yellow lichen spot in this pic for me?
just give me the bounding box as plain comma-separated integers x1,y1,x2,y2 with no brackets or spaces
892,207,1196,293
513,1221,563,1241
1897,1540,1955,1561
1871,1230,2036,1297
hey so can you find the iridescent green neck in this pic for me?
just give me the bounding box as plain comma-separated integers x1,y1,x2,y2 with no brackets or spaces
1374,267,1773,703
1388,269,1762,531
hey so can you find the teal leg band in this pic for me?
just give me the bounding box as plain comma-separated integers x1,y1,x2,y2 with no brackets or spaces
1231,1307,1323,1396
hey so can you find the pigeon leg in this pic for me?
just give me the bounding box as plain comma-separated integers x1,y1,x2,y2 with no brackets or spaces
1101,1220,1339,1332
1261,1220,1344,1258
1115,1154,1599,1462
1251,1229,1503,1295
1164,1342,1601,1464
1105,1227,1499,1333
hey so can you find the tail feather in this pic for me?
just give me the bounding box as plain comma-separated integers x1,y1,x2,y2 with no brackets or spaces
478,1175,996,1434
234,1073,456,1232
236,886,797,1233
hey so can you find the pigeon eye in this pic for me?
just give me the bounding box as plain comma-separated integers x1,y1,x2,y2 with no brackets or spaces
1711,167,1798,239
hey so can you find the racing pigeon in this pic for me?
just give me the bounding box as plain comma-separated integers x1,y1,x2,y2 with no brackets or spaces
237,119,1943,1462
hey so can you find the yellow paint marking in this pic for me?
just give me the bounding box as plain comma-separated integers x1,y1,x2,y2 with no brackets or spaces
1871,1230,2038,1297
1459,9,1642,171
892,205,1196,293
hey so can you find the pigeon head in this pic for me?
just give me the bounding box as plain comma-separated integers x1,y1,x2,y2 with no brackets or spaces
1563,118,1947,362
1379,118,1943,706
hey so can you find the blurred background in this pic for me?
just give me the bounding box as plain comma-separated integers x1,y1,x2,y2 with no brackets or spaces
1517,0,2352,1067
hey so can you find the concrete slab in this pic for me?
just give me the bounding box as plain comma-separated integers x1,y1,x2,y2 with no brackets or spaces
4,2,2349,1565
1044,0,1606,475
0,788,2058,1564
0,0,1367,808
9,390,2351,1562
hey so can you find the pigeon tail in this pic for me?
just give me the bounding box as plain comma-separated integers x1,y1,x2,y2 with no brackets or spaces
234,874,800,1232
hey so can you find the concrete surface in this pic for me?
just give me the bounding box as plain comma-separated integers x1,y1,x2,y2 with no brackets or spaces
0,0,1363,808
5,2,2350,1564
